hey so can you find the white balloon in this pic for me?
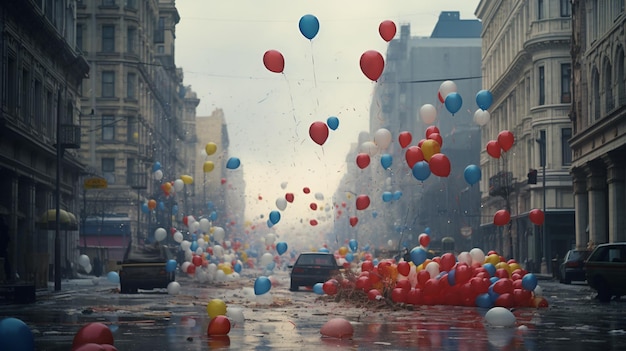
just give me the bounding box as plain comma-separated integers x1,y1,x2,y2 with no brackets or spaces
174,179,184,192
213,227,225,242
180,240,192,251
439,80,458,99
314,192,324,201
474,109,491,126
197,238,206,248
84,264,92,274
260,252,274,266
425,261,440,279
173,231,183,243
419,104,438,125
154,227,167,242
181,261,191,273
387,239,393,247
213,245,224,259
265,233,276,246
280,181,288,189
457,251,472,265
484,307,516,327
533,285,543,297
199,218,211,233
195,247,204,255
275,197,287,211
469,248,486,265
78,254,90,268
227,307,245,325
223,240,231,249
360,141,379,157
255,291,273,305
153,169,163,180
215,269,226,282
167,281,181,295
207,263,218,275
190,221,200,233
374,128,392,150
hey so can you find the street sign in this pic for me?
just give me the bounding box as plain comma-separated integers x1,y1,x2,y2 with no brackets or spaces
84,177,108,189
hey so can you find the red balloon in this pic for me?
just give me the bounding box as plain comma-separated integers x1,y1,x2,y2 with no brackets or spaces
429,153,451,177
356,153,371,169
74,344,117,351
406,288,423,305
493,209,511,226
359,50,384,81
391,287,407,303
497,130,515,152
513,288,532,307
440,253,456,272
423,278,440,296
378,20,396,42
417,270,430,287
309,121,329,146
309,202,317,210
427,133,443,148
455,264,472,285
207,316,231,336
263,50,284,73
323,279,339,295
355,194,370,210
486,140,502,158
405,146,424,168
494,293,515,308
303,187,310,194
309,219,318,226
220,178,227,184
285,193,294,203
397,261,410,276
192,255,202,267
493,278,514,295
417,138,426,148
437,91,444,103
419,233,430,247
186,264,196,274
361,260,374,272
529,208,545,225
72,323,114,350
349,216,358,227
367,288,382,300
425,126,440,139
398,131,412,148
356,276,372,291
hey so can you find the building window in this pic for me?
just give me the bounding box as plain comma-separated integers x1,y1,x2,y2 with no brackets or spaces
125,0,136,9
44,89,53,136
102,25,115,52
604,59,614,112
7,55,17,115
76,24,83,52
20,68,31,122
102,71,115,97
34,79,43,129
538,66,545,105
127,116,137,142
592,67,601,120
127,27,136,54
127,73,136,99
561,63,571,103
560,0,572,17
157,45,165,54
102,0,115,6
102,115,115,141
154,17,165,44
561,128,572,166
618,48,626,106
126,158,135,185
102,158,116,185
538,0,544,19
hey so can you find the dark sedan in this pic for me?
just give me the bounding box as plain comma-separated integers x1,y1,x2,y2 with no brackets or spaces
559,249,591,284
289,252,341,291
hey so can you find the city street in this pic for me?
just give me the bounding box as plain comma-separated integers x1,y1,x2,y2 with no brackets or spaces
1,271,625,350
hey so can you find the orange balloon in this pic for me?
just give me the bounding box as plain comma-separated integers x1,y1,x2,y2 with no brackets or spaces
148,199,157,210
420,139,441,162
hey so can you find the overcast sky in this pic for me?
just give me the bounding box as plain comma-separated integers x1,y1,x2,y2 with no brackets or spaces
174,1,481,234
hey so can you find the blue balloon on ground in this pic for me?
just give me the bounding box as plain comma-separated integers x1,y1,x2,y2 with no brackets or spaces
382,191,393,202
412,161,431,181
444,92,463,115
313,282,324,295
234,262,242,273
464,164,482,185
410,246,428,266
276,241,288,255
475,293,494,308
522,273,538,291
269,210,281,225
488,284,500,302
349,239,358,252
476,89,493,110
107,271,120,284
372,211,378,218
327,116,339,130
0,317,34,351
226,157,241,169
380,154,393,169
483,263,496,277
254,276,271,295
447,269,456,286
299,14,320,40
165,259,177,273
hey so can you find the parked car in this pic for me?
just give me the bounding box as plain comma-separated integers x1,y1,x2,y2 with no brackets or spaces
289,252,342,292
118,242,175,294
559,249,591,284
584,242,626,302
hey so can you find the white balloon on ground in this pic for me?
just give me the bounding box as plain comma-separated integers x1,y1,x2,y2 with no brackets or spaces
84,264,92,274
533,285,543,297
181,240,191,251
469,248,486,265
213,245,224,259
190,221,200,233
78,254,90,268
255,292,273,305
484,307,516,327
227,307,245,325
167,281,181,295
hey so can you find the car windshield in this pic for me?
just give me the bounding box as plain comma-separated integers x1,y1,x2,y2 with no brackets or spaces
567,250,590,261
297,254,335,266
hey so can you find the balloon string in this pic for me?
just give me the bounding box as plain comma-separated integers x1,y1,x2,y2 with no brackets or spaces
282,73,299,138
310,41,317,89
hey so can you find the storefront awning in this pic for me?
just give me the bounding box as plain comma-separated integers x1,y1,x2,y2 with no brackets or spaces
37,209,78,230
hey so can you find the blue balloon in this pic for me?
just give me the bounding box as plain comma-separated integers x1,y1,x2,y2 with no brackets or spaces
319,247,330,253
107,271,120,284
158,201,165,211
266,219,274,228
226,157,241,169
410,246,428,266
382,191,393,202
210,211,218,221
327,116,339,130
152,161,161,172
345,252,354,263
207,201,215,210
171,204,179,215
313,282,324,295
254,276,271,295
483,263,496,277
393,191,402,200
372,211,378,218
475,293,494,308
266,262,276,271
234,262,242,273
488,284,500,302
380,154,393,169
298,14,320,40
489,276,499,285
447,269,456,286
464,164,482,185
141,203,149,214
166,259,177,273
412,161,431,181
444,92,463,115
363,244,370,252
424,227,431,234
521,273,538,291
0,317,34,351
349,239,358,252
269,210,281,225
190,241,198,252
476,89,493,110
276,241,288,255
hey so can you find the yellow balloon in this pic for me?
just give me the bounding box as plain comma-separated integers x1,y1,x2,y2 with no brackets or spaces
220,265,233,275
495,262,511,276
338,246,348,257
509,262,521,273
181,175,193,184
203,161,215,173
485,253,500,265
240,252,248,262
206,299,227,318
205,142,217,156
421,139,441,162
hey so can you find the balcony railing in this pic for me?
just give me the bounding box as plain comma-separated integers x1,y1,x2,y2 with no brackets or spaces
60,124,81,149
488,171,513,197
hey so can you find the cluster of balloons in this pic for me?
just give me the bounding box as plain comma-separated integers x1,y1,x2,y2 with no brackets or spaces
438,81,463,115
474,89,493,126
408,125,451,180
486,130,515,159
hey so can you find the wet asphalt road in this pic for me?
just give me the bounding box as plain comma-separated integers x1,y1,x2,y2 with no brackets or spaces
1,272,625,351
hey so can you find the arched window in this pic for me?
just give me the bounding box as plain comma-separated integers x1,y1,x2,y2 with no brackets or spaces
592,66,601,120
617,47,626,106
603,57,614,112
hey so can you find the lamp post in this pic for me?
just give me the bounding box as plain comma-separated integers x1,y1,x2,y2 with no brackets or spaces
536,131,547,272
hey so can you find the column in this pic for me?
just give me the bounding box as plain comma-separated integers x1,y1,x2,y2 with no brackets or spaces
572,167,588,250
604,153,626,243
586,163,607,246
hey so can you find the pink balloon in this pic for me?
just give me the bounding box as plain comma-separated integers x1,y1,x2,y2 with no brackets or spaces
309,121,329,146
320,318,354,339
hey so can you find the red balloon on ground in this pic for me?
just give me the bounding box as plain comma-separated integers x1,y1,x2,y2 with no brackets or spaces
359,50,385,81
72,323,114,350
309,121,329,146
397,261,410,276
378,20,396,42
73,344,118,351
367,288,382,300
323,279,339,295
263,50,284,73
320,318,354,339
207,316,231,336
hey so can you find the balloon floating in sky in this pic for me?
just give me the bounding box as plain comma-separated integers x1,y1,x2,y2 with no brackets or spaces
355,194,370,210
276,241,288,255
356,153,371,169
378,20,396,42
476,89,493,110
205,142,217,155
464,164,482,185
445,92,463,115
309,121,329,146
298,14,320,40
326,116,339,130
226,157,241,169
263,49,284,73
359,50,384,81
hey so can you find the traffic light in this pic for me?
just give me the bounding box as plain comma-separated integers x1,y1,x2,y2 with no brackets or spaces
528,169,538,184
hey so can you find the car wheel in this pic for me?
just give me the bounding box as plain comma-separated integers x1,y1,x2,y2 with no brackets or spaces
562,274,571,285
121,284,137,294
289,282,298,292
594,277,611,303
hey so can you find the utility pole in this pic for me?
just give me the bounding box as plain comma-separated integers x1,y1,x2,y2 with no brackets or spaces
536,131,547,273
